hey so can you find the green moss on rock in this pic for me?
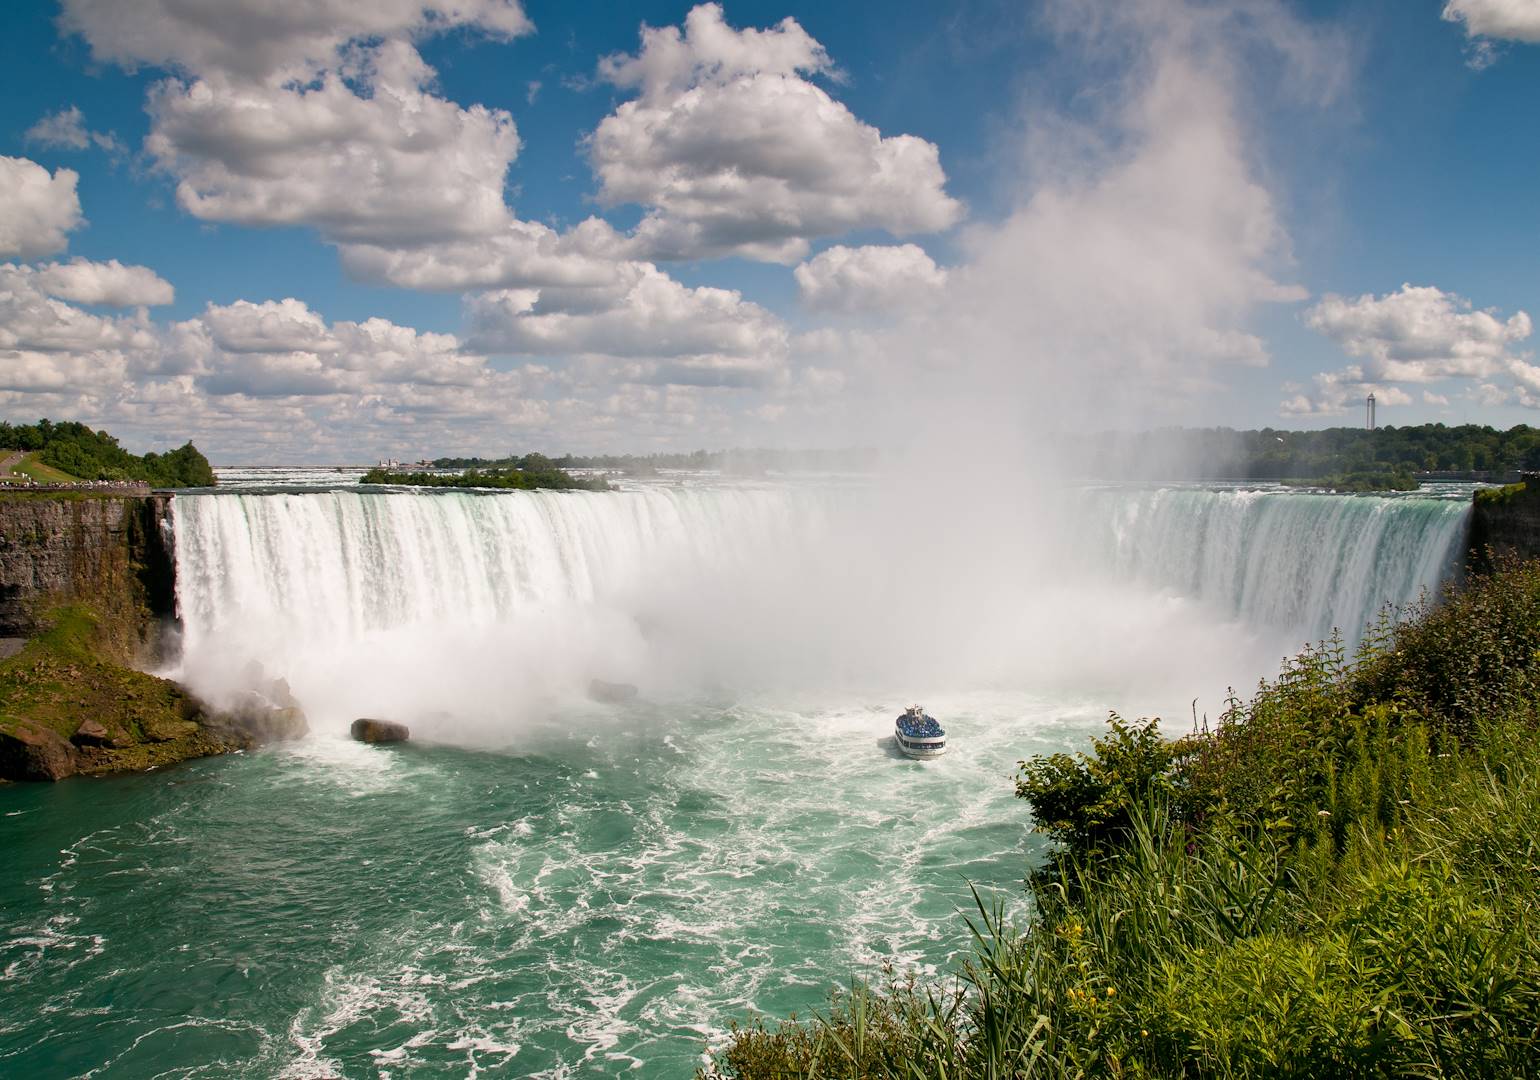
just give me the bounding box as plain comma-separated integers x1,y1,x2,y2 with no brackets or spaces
1474,480,1527,506
0,603,242,780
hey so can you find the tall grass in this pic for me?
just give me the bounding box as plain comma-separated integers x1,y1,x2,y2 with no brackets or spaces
703,560,1540,1079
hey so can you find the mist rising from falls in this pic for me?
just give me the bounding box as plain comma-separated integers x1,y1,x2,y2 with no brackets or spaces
169,483,1470,740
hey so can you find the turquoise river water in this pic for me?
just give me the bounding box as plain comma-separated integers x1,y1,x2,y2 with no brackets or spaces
0,476,1471,1077
2,693,1084,1077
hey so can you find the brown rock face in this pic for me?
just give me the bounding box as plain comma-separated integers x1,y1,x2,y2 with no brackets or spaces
143,719,201,743
0,722,79,781
0,494,175,642
218,691,309,743
71,718,112,746
351,718,410,744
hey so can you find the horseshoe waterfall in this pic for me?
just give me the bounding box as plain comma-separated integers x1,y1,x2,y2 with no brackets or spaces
3,480,1472,1077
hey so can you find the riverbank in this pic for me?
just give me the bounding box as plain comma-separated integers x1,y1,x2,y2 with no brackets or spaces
0,604,238,780
707,560,1540,1078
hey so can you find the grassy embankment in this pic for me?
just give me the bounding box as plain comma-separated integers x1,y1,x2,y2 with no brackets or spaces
3,453,83,485
707,562,1540,1078
0,604,232,776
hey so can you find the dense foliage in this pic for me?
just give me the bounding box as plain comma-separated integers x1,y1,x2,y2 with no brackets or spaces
1474,479,1528,506
1279,469,1418,492
430,448,880,474
707,561,1540,1079
361,459,612,491
0,419,215,487
1081,422,1540,481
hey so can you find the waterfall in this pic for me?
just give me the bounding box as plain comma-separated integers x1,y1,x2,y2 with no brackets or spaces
1077,486,1469,643
167,482,1471,730
171,485,817,647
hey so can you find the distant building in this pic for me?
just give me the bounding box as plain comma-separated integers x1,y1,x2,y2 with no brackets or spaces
1367,393,1376,431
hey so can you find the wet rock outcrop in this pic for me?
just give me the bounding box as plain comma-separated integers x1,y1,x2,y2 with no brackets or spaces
0,720,79,782
351,718,410,744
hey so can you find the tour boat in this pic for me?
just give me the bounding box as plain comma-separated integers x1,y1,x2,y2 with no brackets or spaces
894,705,946,759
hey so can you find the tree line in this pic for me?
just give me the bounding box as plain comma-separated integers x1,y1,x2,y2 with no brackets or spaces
430,448,880,475
1078,423,1540,481
361,463,612,491
0,420,215,488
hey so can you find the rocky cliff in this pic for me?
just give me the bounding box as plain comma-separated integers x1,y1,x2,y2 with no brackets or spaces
0,492,304,782
1468,478,1540,572
0,492,174,645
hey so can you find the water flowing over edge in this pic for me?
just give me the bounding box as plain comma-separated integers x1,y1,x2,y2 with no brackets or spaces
166,482,1471,733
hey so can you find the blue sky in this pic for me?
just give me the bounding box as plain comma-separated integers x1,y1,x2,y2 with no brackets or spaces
0,0,1536,461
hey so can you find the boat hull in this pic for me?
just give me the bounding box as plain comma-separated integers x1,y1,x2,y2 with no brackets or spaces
894,727,947,759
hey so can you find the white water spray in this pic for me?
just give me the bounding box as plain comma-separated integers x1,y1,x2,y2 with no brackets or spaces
169,482,1469,741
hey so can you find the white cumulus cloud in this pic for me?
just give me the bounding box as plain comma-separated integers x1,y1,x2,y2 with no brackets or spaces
26,106,90,150
794,244,947,314
1443,0,1540,67
144,40,520,246
59,0,533,82
187,298,489,397
55,0,663,306
1443,0,1540,43
202,297,334,355
0,268,570,457
34,258,174,307
61,2,533,252
0,264,158,355
336,217,630,293
1306,284,1531,380
25,106,124,155
1291,284,1534,413
466,265,789,386
591,3,961,263
0,158,84,261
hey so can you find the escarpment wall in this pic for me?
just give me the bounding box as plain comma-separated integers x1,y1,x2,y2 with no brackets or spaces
1468,477,1540,572
0,494,175,646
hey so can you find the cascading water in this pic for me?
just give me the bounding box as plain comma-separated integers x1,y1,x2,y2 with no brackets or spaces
1078,485,1470,644
173,484,818,649
4,476,1477,1078
169,484,842,734
170,481,1471,723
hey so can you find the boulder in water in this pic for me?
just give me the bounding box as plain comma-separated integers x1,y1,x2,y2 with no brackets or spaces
215,691,309,744
351,718,409,744
588,679,639,704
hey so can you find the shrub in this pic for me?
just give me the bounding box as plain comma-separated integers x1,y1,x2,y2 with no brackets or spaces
1015,714,1195,856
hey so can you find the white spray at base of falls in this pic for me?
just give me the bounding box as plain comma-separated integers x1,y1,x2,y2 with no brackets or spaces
168,482,1470,741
